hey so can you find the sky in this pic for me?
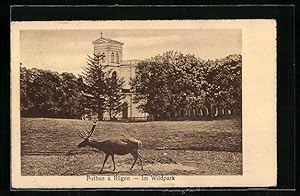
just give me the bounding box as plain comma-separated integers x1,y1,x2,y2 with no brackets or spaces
20,29,241,75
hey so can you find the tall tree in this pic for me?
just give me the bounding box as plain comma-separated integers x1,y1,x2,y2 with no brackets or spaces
202,54,242,117
20,67,33,116
105,72,125,120
82,54,110,120
58,72,86,118
130,51,206,119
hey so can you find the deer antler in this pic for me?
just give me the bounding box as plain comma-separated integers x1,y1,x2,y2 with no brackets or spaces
78,118,98,139
78,129,88,139
86,119,97,138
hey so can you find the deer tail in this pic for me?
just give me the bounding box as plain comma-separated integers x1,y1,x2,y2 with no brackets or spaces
128,138,142,148
137,140,142,148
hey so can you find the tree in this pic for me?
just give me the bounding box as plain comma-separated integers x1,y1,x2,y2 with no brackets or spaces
58,72,86,118
82,54,125,120
20,67,86,118
130,51,206,119
105,72,125,120
29,69,62,117
82,54,110,120
20,67,34,116
130,52,174,118
131,51,242,120
202,54,242,117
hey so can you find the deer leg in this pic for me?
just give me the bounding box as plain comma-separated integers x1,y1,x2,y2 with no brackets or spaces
100,154,109,173
111,154,116,171
138,152,143,170
129,152,138,170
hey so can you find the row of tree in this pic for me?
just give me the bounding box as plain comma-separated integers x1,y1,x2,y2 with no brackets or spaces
130,51,242,119
20,51,241,120
20,54,125,119
20,67,86,118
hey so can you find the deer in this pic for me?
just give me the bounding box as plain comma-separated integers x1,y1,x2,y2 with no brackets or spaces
77,119,143,173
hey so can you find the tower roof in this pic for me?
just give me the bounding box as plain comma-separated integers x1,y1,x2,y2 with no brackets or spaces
92,36,124,45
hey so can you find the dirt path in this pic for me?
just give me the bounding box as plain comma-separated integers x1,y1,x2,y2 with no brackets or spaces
21,150,242,176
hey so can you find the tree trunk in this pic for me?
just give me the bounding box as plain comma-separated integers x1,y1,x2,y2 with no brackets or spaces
109,108,112,120
205,107,209,116
97,98,104,120
170,111,175,118
215,107,219,116
200,109,203,116
195,109,199,117
98,110,103,120
191,109,195,117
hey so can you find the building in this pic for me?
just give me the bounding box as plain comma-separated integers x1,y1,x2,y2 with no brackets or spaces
92,33,148,120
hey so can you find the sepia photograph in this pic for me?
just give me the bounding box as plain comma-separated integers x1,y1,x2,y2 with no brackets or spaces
11,20,276,188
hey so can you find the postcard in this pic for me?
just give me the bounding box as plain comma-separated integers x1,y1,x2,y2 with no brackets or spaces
11,19,276,189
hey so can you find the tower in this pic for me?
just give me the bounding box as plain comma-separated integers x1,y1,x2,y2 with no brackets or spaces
92,32,123,66
92,33,147,120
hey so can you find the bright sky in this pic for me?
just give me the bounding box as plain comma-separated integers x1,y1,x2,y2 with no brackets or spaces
20,29,241,75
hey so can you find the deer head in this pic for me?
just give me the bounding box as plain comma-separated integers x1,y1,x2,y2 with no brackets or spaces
77,119,97,148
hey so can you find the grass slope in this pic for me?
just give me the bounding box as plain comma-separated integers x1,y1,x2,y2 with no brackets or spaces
21,118,242,175
21,118,242,155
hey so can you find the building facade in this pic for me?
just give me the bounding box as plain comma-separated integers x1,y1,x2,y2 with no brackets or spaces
92,34,148,120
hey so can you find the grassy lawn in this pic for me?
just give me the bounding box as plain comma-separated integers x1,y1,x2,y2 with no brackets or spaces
21,118,242,175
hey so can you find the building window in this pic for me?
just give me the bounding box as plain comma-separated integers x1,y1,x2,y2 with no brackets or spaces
116,53,119,64
111,52,114,63
101,52,105,63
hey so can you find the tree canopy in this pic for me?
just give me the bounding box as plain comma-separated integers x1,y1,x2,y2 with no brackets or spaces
20,51,241,120
130,51,242,119
20,54,125,120
20,67,86,118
